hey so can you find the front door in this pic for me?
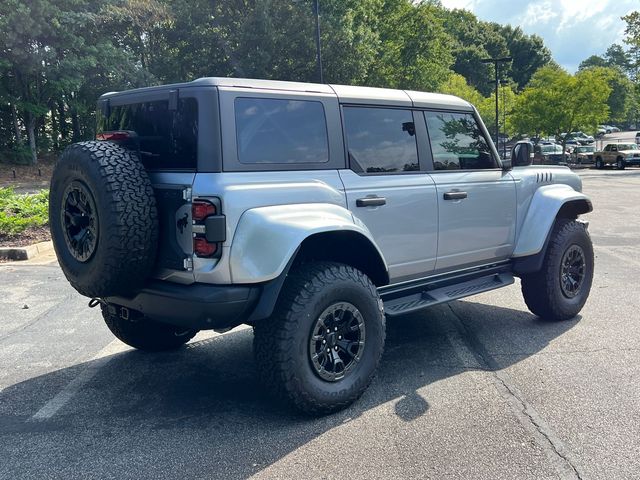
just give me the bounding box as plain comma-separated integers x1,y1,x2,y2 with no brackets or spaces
422,110,516,271
339,106,438,282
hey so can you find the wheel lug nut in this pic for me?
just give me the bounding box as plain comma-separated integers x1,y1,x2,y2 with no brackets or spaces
334,346,338,351
326,348,331,353
326,329,330,333
322,339,326,344
338,335,342,340
334,327,338,331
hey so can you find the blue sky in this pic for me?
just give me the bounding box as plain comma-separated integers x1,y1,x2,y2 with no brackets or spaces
440,0,638,72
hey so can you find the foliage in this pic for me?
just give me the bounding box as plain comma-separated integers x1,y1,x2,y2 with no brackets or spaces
510,66,612,146
0,1,634,164
0,188,49,235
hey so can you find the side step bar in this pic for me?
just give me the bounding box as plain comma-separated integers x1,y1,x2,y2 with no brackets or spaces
383,272,514,317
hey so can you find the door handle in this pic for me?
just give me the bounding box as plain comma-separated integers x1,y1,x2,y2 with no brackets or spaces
356,196,387,207
443,191,468,200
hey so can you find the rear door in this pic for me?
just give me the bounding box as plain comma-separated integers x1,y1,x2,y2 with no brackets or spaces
422,110,516,271
339,106,438,282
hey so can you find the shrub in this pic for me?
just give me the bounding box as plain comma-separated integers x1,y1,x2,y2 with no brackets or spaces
0,187,49,236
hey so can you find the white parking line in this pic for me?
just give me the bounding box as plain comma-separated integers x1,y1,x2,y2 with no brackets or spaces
31,339,130,420
29,327,250,421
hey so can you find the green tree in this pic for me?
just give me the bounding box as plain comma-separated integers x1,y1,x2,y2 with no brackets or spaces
511,66,611,152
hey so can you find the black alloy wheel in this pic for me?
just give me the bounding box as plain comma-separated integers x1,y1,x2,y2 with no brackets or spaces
559,245,586,299
62,181,98,262
309,302,366,382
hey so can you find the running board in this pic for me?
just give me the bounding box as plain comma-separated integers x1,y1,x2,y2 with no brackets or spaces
383,272,514,317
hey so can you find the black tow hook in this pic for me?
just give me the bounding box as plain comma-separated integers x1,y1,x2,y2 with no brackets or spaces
88,298,105,308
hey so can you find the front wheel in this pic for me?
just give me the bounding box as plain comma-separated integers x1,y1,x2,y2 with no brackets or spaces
253,262,385,415
521,219,594,321
595,157,604,169
617,157,626,170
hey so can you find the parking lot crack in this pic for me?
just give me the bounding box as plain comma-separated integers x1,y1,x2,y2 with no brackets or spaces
446,304,584,480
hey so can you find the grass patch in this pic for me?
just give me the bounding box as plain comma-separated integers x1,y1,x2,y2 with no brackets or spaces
0,187,49,236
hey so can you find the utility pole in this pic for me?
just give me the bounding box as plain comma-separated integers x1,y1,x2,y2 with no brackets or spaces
481,57,512,146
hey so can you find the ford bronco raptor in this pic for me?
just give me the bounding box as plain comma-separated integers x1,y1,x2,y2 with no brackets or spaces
49,78,593,414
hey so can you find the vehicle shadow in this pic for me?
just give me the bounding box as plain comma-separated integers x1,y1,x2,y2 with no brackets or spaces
0,300,580,478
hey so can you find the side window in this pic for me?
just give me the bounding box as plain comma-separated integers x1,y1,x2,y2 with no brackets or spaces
235,97,328,164
343,107,419,174
611,145,617,152
604,145,611,152
97,98,198,170
424,111,496,170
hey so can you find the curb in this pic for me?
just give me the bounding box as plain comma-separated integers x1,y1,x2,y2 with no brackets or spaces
0,241,54,261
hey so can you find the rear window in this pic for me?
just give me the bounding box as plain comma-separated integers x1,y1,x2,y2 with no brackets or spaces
97,98,198,170
234,97,329,164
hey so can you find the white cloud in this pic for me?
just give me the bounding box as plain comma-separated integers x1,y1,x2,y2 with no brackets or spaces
439,0,639,72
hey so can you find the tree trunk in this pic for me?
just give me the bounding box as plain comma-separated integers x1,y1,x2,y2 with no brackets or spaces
71,109,81,142
11,103,23,146
50,104,59,150
58,100,68,141
26,113,38,165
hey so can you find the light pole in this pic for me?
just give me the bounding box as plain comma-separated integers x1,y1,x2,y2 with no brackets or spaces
293,0,323,83
313,0,323,83
500,79,509,158
481,56,511,146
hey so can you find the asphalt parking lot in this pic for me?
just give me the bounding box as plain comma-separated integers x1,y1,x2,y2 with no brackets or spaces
2,165,640,479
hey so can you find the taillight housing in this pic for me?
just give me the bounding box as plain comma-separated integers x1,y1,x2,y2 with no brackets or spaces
193,237,217,257
191,199,223,258
192,201,216,221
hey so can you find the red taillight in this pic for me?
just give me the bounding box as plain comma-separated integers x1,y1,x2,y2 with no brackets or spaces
193,237,217,257
96,131,131,141
192,201,216,221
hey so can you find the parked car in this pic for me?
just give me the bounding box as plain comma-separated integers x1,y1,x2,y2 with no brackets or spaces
635,131,640,146
49,77,594,414
567,132,595,144
533,143,568,165
569,145,596,166
594,143,640,169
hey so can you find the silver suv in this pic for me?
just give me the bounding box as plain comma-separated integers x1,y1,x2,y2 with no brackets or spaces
49,78,594,414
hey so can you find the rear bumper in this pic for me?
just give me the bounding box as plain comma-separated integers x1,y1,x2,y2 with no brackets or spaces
105,281,262,330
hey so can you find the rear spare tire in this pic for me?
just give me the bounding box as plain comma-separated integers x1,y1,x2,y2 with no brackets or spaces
49,141,158,297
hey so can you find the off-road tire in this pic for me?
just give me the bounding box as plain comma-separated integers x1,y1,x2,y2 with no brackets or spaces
101,304,197,351
253,262,385,415
521,219,594,321
49,141,158,297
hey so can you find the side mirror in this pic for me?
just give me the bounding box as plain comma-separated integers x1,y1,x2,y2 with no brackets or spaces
512,142,534,167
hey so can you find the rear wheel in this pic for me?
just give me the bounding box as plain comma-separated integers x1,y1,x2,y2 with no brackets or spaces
101,304,197,351
521,219,594,321
253,262,385,415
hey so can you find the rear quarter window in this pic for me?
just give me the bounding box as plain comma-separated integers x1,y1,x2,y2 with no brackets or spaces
234,97,329,164
97,98,198,170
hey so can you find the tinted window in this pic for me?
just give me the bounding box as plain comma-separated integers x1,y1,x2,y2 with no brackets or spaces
343,107,418,174
97,98,198,170
424,111,496,170
235,98,328,164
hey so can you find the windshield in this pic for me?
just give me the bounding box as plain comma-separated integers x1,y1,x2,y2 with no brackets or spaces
576,146,595,153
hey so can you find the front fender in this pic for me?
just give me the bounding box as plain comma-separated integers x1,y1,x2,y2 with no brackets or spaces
513,184,592,258
229,203,387,283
